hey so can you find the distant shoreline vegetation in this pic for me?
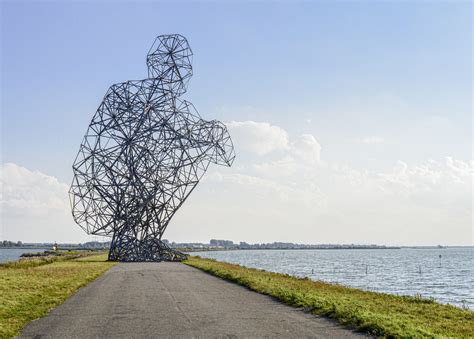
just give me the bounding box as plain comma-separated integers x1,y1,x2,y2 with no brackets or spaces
183,245,403,251
177,239,403,251
1,239,461,251
0,240,109,250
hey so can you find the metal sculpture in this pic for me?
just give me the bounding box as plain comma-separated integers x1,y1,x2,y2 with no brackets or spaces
69,34,235,262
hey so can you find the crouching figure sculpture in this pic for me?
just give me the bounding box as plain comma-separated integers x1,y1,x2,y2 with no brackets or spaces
69,34,235,261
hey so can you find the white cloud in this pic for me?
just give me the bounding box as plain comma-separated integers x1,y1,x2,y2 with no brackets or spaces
0,163,92,242
226,121,321,163
359,136,385,144
227,121,289,155
290,134,321,164
2,121,472,246
0,163,69,216
378,158,473,194
171,121,472,246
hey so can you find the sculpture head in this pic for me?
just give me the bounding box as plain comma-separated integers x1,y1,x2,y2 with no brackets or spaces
147,34,193,95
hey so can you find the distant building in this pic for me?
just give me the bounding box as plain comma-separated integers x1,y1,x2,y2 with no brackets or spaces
210,239,235,248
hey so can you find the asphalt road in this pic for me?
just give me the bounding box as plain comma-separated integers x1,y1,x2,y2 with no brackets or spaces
19,262,364,338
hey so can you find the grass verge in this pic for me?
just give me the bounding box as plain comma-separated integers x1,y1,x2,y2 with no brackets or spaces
184,256,474,337
0,252,115,338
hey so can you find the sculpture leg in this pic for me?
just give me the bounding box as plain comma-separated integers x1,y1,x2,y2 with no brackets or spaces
108,230,187,262
108,228,128,261
151,239,188,262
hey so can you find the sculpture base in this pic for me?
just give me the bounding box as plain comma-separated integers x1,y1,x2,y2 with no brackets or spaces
108,238,187,262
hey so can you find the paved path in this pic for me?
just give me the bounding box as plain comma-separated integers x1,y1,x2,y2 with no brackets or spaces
20,263,363,338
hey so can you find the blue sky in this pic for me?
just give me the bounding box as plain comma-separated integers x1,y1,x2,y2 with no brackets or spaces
1,1,472,245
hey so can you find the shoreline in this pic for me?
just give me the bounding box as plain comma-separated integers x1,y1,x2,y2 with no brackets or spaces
4,245,473,251
182,246,402,252
184,256,474,337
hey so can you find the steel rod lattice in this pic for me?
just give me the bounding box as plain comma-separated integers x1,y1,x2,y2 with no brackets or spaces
69,34,235,261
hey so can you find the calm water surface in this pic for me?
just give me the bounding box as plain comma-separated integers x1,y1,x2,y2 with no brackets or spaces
0,248,47,263
194,248,473,309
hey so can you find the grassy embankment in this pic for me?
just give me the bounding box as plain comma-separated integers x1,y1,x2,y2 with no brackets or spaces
184,256,474,337
0,251,115,338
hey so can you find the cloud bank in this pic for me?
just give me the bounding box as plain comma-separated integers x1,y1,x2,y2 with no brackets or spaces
359,136,385,144
169,121,472,245
0,163,93,242
1,121,472,245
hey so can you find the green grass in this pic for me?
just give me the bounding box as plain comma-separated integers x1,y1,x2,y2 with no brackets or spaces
0,251,96,269
184,256,474,337
0,252,115,338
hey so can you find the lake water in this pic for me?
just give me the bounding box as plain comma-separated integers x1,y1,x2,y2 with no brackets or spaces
0,248,47,263
193,247,473,309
